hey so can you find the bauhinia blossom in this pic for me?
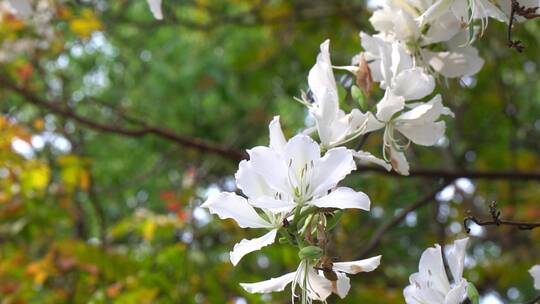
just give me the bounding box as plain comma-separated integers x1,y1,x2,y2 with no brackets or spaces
530,265,540,290
245,117,371,213
304,40,379,148
146,0,163,20
202,116,371,265
404,237,470,304
241,256,381,303
371,93,454,175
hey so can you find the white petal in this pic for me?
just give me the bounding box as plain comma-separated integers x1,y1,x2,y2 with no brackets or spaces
529,265,540,290
406,272,446,303
389,146,410,176
248,146,290,195
235,160,273,199
359,32,386,83
396,95,451,146
333,256,382,274
309,187,370,211
397,121,446,146
472,0,507,22
311,147,356,197
201,192,272,229
309,40,338,104
397,95,453,123
392,68,435,101
418,245,451,295
284,134,321,165
418,0,453,25
403,284,424,304
146,0,163,20
376,90,405,122
308,40,340,145
7,0,32,17
444,278,469,304
269,116,287,152
305,267,333,300
240,272,296,293
423,47,485,78
250,196,296,213
445,237,469,282
230,229,278,266
333,273,351,299
422,12,462,45
353,150,392,171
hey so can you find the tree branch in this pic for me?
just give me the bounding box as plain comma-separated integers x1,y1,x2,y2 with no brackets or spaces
5,75,540,183
0,75,246,161
356,165,540,181
524,294,540,304
356,180,454,259
464,201,540,232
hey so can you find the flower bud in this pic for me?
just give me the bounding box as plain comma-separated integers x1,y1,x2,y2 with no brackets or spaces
298,246,323,260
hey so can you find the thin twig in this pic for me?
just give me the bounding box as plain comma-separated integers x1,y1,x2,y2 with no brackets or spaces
508,0,540,52
524,294,540,304
464,201,540,232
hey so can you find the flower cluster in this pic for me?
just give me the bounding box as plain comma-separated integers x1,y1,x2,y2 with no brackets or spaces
0,0,59,62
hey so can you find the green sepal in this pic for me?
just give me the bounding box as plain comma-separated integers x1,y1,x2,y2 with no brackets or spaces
467,283,480,304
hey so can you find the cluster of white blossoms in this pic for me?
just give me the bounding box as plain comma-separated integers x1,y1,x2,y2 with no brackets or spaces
0,0,58,62
196,0,540,302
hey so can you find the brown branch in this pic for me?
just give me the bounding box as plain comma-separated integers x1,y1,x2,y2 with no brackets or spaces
524,294,540,304
464,201,540,232
356,180,454,259
356,165,540,181
0,75,247,161
4,75,540,182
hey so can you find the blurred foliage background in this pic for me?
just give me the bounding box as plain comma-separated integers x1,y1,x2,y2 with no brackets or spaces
1,0,540,303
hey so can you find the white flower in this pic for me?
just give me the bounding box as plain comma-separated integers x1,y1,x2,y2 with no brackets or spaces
530,265,540,290
404,237,470,304
246,117,371,213
305,40,379,148
369,92,453,175
146,0,163,20
241,256,381,302
358,33,435,99
202,116,370,265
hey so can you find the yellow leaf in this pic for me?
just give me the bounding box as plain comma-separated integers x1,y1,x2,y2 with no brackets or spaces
142,220,156,241
69,9,102,38
21,160,50,193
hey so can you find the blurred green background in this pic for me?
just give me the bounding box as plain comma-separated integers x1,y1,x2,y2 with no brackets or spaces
1,0,540,303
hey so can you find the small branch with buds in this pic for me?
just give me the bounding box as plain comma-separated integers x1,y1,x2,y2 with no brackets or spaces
464,201,540,232
508,0,540,52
